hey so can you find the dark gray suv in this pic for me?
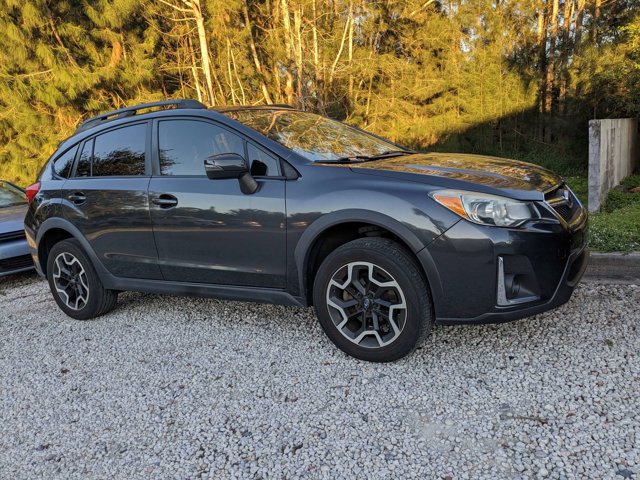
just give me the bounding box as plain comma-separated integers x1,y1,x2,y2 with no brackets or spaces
25,99,588,361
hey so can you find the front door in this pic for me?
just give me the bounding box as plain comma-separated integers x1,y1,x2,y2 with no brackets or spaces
148,118,287,288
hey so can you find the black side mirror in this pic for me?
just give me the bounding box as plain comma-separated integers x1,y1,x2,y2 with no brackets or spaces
204,153,248,179
203,153,259,194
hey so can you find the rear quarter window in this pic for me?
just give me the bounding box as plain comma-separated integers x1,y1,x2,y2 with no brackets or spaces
53,145,79,179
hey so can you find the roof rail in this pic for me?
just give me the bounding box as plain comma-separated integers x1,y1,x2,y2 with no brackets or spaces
265,103,295,109
212,103,297,112
75,99,207,133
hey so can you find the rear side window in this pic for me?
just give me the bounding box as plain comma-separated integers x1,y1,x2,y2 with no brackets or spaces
92,124,146,176
53,145,79,178
158,120,245,176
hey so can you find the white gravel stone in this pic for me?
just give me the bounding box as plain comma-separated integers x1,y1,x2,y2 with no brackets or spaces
0,273,638,479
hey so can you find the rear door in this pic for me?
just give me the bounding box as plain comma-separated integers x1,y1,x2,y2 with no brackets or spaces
61,122,162,279
148,117,287,287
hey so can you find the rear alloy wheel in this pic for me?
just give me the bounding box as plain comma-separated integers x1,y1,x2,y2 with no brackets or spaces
314,238,433,362
46,239,118,320
52,252,90,311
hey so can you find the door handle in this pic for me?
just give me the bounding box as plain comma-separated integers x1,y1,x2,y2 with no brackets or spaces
68,192,86,205
152,194,178,208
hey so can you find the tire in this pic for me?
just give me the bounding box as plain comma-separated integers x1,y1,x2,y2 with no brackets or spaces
313,237,433,362
46,239,118,320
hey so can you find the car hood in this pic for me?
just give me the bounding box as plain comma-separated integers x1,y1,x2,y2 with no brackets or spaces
0,203,28,235
348,153,562,199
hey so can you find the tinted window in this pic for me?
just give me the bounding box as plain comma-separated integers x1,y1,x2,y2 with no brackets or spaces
159,120,245,176
75,140,92,178
92,124,146,176
53,145,78,178
247,143,279,177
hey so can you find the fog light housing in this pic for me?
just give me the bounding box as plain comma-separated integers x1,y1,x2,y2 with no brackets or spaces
497,256,541,306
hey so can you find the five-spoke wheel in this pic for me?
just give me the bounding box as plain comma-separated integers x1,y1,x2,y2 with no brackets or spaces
52,252,89,310
314,237,433,362
46,239,118,320
326,261,407,348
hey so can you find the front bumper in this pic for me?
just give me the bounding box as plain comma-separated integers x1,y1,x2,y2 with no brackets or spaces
423,212,588,325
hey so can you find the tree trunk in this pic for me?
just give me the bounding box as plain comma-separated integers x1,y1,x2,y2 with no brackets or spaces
592,0,601,43
559,0,573,113
191,0,216,106
228,38,246,104
536,0,548,141
280,0,295,105
537,0,547,115
242,1,273,104
348,0,354,103
310,0,323,110
329,6,352,85
574,0,585,51
544,0,559,145
187,35,203,103
545,0,558,116
294,7,304,108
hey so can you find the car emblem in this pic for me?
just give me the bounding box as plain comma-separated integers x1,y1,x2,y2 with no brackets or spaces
363,298,371,310
561,188,573,206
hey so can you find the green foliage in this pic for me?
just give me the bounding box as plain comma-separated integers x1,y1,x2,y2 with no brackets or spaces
565,177,588,204
0,0,178,186
565,175,640,253
571,14,640,118
589,205,640,253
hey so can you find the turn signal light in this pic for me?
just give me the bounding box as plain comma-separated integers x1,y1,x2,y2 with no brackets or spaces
431,193,469,220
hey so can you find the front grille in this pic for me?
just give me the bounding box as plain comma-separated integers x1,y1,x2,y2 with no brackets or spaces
0,231,25,243
545,184,580,223
0,254,33,272
553,204,573,222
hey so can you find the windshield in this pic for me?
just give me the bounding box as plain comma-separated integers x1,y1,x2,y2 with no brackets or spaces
0,182,25,208
224,109,406,162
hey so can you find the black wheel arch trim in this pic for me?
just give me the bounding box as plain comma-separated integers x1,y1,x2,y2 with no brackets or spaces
293,208,444,312
35,217,114,287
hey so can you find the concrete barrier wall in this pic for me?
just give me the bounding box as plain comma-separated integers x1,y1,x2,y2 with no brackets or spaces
588,118,639,212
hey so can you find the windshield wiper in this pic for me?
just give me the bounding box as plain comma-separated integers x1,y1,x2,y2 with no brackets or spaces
318,150,415,164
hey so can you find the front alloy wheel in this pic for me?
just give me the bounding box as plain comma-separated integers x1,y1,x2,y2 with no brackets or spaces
314,237,433,362
326,262,407,348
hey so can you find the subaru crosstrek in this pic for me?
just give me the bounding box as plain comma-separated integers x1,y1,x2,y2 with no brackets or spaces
24,99,588,362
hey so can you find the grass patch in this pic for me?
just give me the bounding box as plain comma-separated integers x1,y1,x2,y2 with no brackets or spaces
566,174,640,253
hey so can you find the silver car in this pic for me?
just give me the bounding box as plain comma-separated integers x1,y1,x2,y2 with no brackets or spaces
0,181,33,276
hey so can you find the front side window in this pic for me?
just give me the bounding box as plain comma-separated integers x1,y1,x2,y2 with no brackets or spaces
53,145,79,178
158,120,245,176
224,109,401,162
92,124,146,176
247,143,280,177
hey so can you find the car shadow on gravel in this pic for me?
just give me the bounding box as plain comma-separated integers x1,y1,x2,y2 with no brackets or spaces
0,270,41,293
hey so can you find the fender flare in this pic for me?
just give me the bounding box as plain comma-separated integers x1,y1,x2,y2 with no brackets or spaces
35,218,115,288
293,209,443,306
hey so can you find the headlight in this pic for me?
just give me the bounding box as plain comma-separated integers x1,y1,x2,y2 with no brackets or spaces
430,189,540,227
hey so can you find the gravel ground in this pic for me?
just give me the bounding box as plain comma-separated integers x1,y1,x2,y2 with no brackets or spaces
0,273,638,480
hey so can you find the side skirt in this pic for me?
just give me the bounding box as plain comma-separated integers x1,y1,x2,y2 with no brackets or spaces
109,276,307,308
